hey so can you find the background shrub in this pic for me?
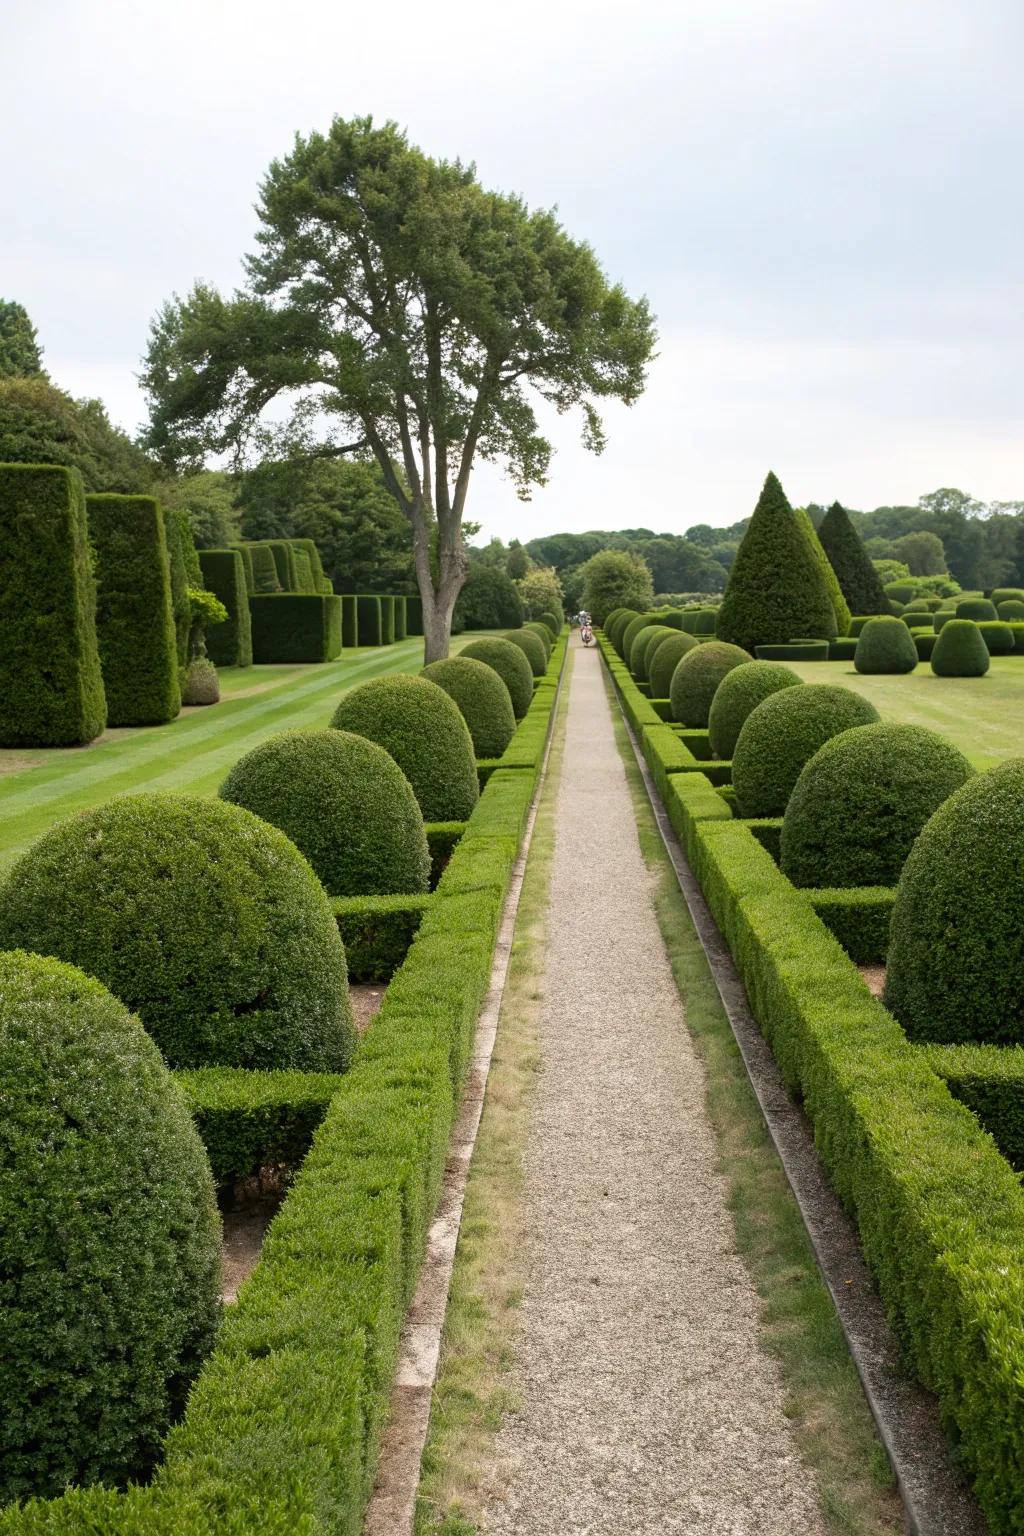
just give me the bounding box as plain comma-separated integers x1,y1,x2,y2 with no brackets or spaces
781,722,974,887
931,619,990,677
731,683,880,816
220,728,430,897
540,610,562,636
0,950,221,1505
332,673,479,820
181,657,220,704
996,600,1024,621
451,565,523,631
956,598,998,621
978,621,1015,654
991,588,1024,608
708,660,802,759
503,626,547,677
716,472,836,650
629,623,672,678
197,549,253,667
647,629,699,698
460,636,534,718
0,794,354,1072
885,761,1024,1044
421,656,516,758
854,615,919,674
669,640,750,726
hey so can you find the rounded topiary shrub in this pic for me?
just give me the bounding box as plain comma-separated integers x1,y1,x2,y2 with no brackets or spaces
621,613,654,665
639,624,676,679
991,588,1024,608
780,723,974,888
853,616,919,675
421,656,516,760
540,611,562,637
502,627,547,678
669,641,750,727
956,597,997,622
460,636,534,718
648,630,699,699
629,623,671,679
609,609,641,654
0,950,221,1504
708,661,803,760
930,619,990,678
0,795,354,1072
731,684,880,817
996,600,1024,621
524,621,553,658
332,673,479,820
978,621,1015,654
220,728,430,897
885,760,1024,1044
181,657,220,705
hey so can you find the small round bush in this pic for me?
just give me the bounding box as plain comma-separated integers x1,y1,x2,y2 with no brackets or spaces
669,641,750,727
332,673,478,820
629,623,670,678
524,621,553,658
461,636,534,718
0,951,221,1504
639,624,676,679
708,661,803,760
956,597,997,622
648,630,699,698
421,656,516,759
181,657,220,705
991,588,1024,609
997,600,1024,621
731,684,880,817
780,723,974,888
854,616,919,675
0,795,355,1071
885,761,1024,1044
621,613,654,665
930,619,990,678
220,728,430,896
540,610,562,637
978,621,1015,654
502,627,547,677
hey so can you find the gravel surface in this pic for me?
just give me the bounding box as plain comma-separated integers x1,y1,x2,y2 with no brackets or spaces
482,642,825,1535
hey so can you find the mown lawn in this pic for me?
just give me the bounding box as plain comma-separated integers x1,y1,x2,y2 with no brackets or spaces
784,655,1024,769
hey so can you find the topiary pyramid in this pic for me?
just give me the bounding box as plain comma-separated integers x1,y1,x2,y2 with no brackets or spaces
796,505,850,635
817,502,889,616
716,473,837,651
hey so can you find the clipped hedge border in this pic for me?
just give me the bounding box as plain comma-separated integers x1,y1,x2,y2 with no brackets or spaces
177,1068,346,1186
806,886,895,965
331,893,433,983
924,1044,1024,1172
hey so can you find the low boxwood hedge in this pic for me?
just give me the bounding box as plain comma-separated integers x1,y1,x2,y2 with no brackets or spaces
805,887,895,965
421,656,517,758
460,637,534,718
177,1066,346,1186
330,893,432,983
731,683,880,817
707,661,802,760
753,641,830,661
669,641,750,727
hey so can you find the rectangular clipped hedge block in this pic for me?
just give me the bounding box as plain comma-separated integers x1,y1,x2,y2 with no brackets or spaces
379,595,395,645
393,595,407,641
249,594,343,663
161,507,191,670
176,1068,346,1185
266,538,300,592
924,1044,1024,1172
198,548,253,667
652,698,674,720
405,594,423,636
424,822,467,886
477,758,502,788
237,542,254,593
357,594,383,646
246,542,281,592
86,493,181,726
674,728,713,760
288,537,325,589
292,547,315,593
663,771,733,861
341,593,358,647
0,462,106,745
807,886,894,965
331,893,433,982
743,817,782,862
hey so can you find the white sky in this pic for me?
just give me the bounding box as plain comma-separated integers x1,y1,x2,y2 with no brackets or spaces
5,0,1023,541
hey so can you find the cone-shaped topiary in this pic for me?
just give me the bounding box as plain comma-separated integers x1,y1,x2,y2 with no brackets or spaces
220,728,430,897
854,616,919,675
460,636,534,718
0,950,221,1504
818,502,891,616
731,684,880,817
781,723,974,888
669,641,751,727
885,760,1024,1044
956,598,997,621
716,473,837,651
332,673,479,820
0,794,354,1072
639,624,676,680
421,656,517,759
524,621,553,658
540,611,562,637
610,609,641,655
502,627,547,677
796,505,850,635
621,613,654,665
708,661,803,759
629,623,672,678
647,630,699,698
931,619,990,678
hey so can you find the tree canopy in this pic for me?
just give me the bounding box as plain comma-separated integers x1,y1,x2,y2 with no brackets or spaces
0,376,154,493
0,301,44,379
580,548,653,623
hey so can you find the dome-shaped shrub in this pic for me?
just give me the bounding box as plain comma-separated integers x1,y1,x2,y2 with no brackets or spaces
609,609,641,654
669,641,750,727
629,623,671,679
540,611,562,637
220,729,430,897
524,621,553,658
996,600,1024,621
0,951,221,1504
502,627,547,677
602,606,627,634
991,588,1024,608
731,685,880,817
460,636,534,718
780,723,974,888
421,656,517,760
621,613,654,665
978,621,1015,654
332,673,478,820
639,624,676,679
181,657,220,705
956,597,997,621
930,619,990,678
885,760,1024,1044
708,661,803,760
853,616,918,675
0,796,354,1072
648,630,699,698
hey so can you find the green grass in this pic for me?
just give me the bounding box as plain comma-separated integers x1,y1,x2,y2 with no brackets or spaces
783,656,1024,769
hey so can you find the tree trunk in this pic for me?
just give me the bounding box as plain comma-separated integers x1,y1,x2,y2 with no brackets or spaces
423,597,454,664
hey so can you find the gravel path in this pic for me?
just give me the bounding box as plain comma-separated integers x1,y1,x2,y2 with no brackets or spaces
481,641,824,1536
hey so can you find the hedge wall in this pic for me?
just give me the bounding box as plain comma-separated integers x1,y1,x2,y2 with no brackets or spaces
249,594,343,663
393,596,407,641
0,463,106,745
248,544,281,593
87,494,180,726
288,539,325,590
237,544,254,593
162,507,191,671
357,595,383,646
266,540,300,592
379,595,395,645
341,594,358,647
406,594,424,636
198,549,253,667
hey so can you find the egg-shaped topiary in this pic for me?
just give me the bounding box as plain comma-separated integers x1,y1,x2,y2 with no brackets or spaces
628,623,671,679
0,795,355,1072
978,621,1015,654
460,636,534,718
647,630,699,699
181,657,220,705
853,616,919,675
0,951,221,1504
637,625,676,681
780,723,974,888
731,684,880,817
885,760,1024,1044
609,609,641,654
524,621,553,658
220,728,430,897
996,600,1024,621
540,610,562,637
956,597,997,622
669,641,750,727
502,627,547,678
421,656,517,760
930,619,991,678
332,672,479,820
620,613,654,665
707,661,803,760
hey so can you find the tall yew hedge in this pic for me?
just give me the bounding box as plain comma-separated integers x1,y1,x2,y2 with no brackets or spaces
716,472,836,652
198,549,253,666
817,501,889,615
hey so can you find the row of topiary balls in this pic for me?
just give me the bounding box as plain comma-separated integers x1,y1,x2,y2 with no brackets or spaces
0,614,560,1507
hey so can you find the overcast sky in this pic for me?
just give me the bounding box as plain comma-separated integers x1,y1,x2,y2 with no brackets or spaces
5,0,1023,542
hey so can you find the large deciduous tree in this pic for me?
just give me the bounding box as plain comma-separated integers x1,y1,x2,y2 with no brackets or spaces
579,548,653,623
0,301,44,379
141,116,655,660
